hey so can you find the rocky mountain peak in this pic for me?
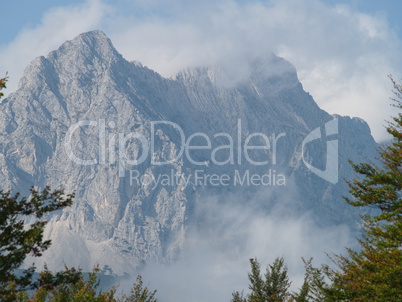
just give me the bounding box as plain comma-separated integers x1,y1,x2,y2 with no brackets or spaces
52,30,120,62
174,53,299,93
0,31,378,274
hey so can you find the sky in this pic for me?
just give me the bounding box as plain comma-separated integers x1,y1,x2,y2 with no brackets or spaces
1,0,402,142
2,1,400,299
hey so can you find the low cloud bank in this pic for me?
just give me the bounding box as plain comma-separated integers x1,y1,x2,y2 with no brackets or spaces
129,188,354,301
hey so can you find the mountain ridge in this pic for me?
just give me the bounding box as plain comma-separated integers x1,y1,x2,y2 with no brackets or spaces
0,30,377,275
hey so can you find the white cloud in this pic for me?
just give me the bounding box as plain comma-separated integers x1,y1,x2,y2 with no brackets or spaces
107,0,402,142
132,189,353,302
1,2,387,299
0,0,109,94
1,0,401,139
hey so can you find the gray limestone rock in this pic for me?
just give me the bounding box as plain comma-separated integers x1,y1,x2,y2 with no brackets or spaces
0,30,377,274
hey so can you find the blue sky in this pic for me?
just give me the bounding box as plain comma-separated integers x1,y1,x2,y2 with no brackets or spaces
1,0,81,44
2,0,401,45
1,0,401,142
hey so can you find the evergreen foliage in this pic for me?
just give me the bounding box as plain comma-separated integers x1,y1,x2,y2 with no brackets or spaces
320,77,402,301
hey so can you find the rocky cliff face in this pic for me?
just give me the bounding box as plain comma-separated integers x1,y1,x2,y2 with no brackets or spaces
0,31,377,274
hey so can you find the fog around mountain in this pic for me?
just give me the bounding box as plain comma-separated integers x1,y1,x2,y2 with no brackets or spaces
0,31,379,300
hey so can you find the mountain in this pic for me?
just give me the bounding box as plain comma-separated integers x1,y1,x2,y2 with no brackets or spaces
0,31,377,274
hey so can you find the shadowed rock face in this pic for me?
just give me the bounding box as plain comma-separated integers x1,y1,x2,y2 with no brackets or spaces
0,30,377,274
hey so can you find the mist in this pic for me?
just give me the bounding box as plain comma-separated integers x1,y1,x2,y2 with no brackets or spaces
120,185,354,301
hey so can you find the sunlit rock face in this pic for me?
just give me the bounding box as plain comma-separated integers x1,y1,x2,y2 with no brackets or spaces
0,30,377,274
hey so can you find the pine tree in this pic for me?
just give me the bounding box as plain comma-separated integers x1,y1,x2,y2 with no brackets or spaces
232,257,291,302
322,77,402,301
0,74,7,99
248,258,266,302
264,258,291,301
122,275,158,302
0,187,80,300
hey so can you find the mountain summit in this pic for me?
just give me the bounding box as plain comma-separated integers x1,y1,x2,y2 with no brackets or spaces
0,31,377,274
